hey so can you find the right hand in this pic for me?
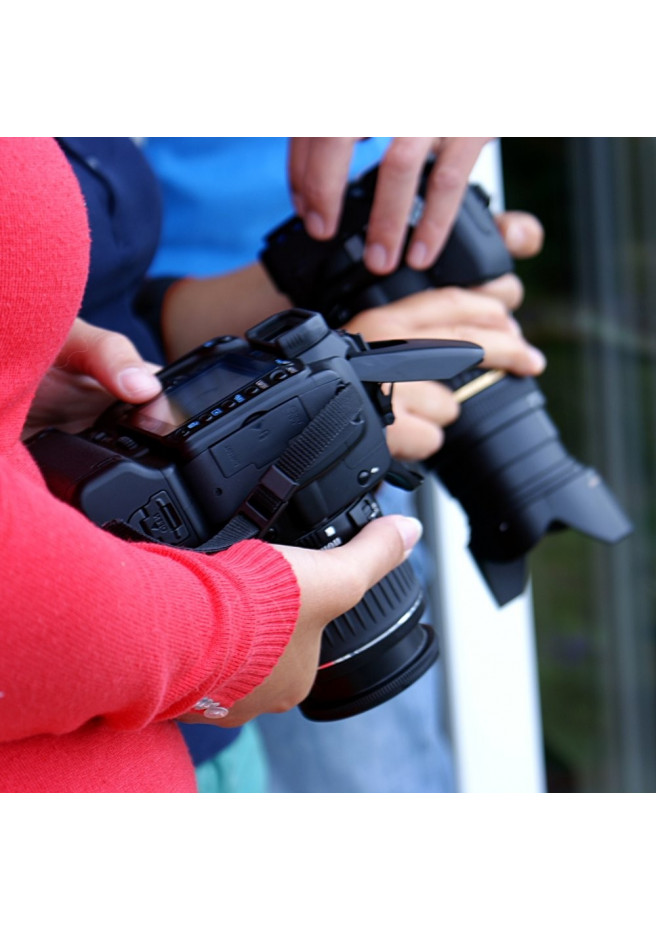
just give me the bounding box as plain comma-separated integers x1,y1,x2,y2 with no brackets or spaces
347,280,545,461
288,137,491,273
179,514,422,727
344,210,547,462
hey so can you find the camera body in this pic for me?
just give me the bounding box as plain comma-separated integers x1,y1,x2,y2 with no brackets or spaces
28,308,482,720
261,177,514,330
30,314,388,552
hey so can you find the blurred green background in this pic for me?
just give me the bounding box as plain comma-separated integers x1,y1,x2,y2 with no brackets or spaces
501,138,656,792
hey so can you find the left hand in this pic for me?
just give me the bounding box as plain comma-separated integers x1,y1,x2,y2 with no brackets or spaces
23,318,162,440
350,282,545,461
177,514,424,727
288,137,491,274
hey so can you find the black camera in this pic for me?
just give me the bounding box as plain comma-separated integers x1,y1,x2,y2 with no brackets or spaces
27,308,482,721
261,165,633,606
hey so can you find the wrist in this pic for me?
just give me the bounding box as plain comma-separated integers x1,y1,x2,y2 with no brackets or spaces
162,263,291,360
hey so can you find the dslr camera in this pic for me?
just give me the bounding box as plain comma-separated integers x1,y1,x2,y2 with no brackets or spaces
261,163,633,605
27,308,482,721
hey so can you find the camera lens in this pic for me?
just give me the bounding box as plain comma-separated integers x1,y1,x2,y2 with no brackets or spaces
429,371,632,605
300,558,437,721
286,493,439,721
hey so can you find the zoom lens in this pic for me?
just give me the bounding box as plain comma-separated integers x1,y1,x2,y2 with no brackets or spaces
428,371,633,605
287,493,439,721
301,558,438,721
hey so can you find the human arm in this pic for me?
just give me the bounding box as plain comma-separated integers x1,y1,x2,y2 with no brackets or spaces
153,212,544,462
180,514,422,727
159,262,291,360
5,136,417,745
0,453,421,740
148,138,490,358
288,137,491,273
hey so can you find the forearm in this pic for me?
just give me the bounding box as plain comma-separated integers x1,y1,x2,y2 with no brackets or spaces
0,459,299,741
160,262,291,360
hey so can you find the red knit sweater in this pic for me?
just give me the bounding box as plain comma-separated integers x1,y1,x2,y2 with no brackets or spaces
0,138,300,792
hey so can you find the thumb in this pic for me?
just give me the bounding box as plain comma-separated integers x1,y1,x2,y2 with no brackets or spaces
57,318,162,403
338,513,424,587
494,210,545,259
274,514,423,630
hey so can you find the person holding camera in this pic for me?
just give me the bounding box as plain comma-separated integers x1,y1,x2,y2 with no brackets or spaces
0,137,425,792
142,137,545,793
15,136,544,793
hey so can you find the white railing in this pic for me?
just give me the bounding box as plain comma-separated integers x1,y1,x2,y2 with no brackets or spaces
419,141,546,793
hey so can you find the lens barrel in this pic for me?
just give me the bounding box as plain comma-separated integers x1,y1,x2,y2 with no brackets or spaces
429,371,633,605
287,492,439,721
300,558,438,721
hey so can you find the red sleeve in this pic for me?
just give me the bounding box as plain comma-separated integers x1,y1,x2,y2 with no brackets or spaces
0,459,300,741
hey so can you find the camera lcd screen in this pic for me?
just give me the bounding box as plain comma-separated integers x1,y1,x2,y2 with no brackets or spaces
127,354,274,436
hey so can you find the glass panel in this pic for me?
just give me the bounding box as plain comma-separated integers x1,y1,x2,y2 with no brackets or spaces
501,138,656,792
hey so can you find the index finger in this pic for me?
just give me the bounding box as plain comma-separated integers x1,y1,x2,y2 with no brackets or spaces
406,138,491,270
288,137,359,240
363,138,434,273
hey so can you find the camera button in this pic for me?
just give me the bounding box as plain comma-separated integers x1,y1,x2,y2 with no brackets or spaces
117,436,140,452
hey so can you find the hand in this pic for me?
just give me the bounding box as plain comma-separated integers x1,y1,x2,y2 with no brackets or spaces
22,318,162,440
352,286,545,461
288,137,491,274
178,514,423,727
345,210,546,461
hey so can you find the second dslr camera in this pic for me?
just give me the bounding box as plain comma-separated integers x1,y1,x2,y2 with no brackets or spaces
261,164,632,605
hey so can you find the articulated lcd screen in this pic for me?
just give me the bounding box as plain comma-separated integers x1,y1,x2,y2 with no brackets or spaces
127,354,274,436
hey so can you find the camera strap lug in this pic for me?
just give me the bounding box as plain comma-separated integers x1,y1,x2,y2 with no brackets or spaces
386,460,424,492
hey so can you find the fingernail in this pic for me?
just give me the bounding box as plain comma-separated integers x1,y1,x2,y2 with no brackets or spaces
397,516,423,554
528,347,547,372
364,243,389,274
305,211,326,239
118,367,161,399
505,225,527,253
407,241,428,268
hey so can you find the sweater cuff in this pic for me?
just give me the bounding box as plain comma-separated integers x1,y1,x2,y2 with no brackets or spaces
176,540,300,718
